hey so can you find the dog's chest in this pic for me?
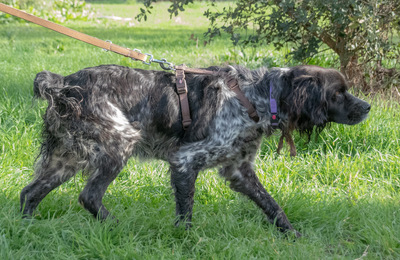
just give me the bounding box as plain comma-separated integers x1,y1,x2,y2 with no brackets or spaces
199,127,263,168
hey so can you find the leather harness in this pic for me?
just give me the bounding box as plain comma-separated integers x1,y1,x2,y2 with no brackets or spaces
174,65,260,130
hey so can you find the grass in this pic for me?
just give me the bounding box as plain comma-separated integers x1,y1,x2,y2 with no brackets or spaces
1,1,400,259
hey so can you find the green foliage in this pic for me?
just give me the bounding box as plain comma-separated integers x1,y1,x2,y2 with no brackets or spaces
141,0,400,91
136,0,194,21
0,0,95,23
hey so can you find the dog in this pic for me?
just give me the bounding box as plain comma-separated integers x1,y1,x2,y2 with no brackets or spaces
277,130,297,156
21,64,370,237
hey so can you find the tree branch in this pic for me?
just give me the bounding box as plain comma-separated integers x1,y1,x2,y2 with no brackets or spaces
271,0,339,54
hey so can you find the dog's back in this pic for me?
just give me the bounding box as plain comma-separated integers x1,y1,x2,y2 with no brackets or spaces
32,65,231,162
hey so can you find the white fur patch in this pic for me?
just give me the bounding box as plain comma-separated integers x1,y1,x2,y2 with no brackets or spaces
107,101,141,139
231,169,243,180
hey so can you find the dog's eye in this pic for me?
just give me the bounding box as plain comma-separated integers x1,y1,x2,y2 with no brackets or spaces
334,91,345,103
332,91,340,101
332,91,344,102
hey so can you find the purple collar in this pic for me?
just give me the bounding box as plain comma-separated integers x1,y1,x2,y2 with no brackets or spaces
270,81,279,128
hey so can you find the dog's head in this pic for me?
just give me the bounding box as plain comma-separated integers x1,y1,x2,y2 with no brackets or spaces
280,65,370,134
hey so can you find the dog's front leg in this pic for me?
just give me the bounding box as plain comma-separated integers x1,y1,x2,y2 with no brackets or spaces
221,162,301,237
170,165,199,229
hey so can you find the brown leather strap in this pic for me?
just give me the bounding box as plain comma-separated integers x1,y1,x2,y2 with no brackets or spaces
175,65,215,75
174,65,214,131
174,65,259,130
175,67,192,130
0,3,147,62
178,65,259,123
226,75,259,122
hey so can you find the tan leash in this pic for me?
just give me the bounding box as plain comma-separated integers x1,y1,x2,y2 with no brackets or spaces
0,3,259,130
0,3,147,62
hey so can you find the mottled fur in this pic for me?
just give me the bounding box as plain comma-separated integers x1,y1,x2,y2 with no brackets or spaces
21,64,370,237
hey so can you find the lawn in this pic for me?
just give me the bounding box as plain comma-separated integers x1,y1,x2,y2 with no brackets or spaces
0,1,399,259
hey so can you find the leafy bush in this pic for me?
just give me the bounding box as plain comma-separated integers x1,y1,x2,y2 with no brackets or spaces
139,0,400,92
0,0,95,23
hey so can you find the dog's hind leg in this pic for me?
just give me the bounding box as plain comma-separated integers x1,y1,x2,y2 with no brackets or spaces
20,151,79,217
285,132,297,157
277,131,297,157
277,134,285,155
220,162,301,237
78,154,125,221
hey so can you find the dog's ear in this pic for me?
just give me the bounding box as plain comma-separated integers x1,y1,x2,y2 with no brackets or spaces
290,75,328,126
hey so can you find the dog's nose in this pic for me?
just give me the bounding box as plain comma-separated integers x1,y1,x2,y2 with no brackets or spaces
365,104,371,113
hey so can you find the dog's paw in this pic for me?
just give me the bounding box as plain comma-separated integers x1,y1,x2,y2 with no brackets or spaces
20,217,37,227
283,229,302,240
175,219,192,230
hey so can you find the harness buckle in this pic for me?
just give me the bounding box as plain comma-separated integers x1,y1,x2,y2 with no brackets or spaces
176,75,188,94
271,113,279,127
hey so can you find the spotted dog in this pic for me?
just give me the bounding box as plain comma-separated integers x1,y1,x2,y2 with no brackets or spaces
21,65,371,237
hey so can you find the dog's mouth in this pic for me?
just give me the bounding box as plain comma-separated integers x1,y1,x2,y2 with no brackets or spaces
345,111,370,125
329,101,371,125
330,95,371,125
345,101,371,125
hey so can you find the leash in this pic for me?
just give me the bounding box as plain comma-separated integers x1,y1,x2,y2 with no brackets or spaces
0,3,261,130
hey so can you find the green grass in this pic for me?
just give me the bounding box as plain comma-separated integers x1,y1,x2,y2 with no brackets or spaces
1,1,400,259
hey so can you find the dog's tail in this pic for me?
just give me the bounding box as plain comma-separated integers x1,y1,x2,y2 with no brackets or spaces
33,70,82,120
33,71,65,100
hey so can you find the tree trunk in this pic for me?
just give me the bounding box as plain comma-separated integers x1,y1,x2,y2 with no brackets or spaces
339,52,368,91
